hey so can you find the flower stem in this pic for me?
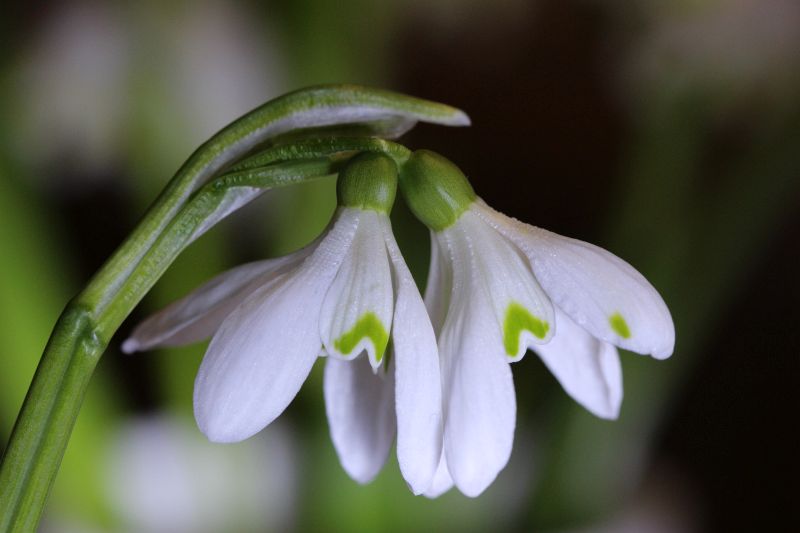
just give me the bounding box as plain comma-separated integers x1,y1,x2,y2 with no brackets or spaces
0,304,102,532
81,85,463,317
0,157,339,531
95,158,342,336
230,136,412,171
0,85,465,530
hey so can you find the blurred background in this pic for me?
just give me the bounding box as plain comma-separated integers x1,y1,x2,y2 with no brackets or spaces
1,0,798,531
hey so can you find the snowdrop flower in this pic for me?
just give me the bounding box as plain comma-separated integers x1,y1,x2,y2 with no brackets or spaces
400,150,675,497
124,153,443,494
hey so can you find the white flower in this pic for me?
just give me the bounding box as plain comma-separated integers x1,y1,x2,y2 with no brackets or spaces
124,154,443,494
400,150,675,498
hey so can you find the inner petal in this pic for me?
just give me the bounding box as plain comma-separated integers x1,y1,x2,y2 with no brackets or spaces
432,227,516,497
320,210,394,370
453,212,555,361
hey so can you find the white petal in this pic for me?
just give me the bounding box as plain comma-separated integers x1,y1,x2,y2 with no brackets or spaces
423,450,455,498
456,211,555,360
534,308,623,419
381,217,443,495
473,201,675,359
122,246,313,353
324,356,395,484
423,232,452,333
194,209,359,442
435,227,516,498
320,210,394,370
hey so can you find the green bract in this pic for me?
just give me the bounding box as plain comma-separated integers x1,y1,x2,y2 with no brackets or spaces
337,153,398,214
399,150,476,231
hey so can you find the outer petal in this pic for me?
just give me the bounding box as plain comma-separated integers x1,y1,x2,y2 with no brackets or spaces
122,246,313,353
324,356,396,484
320,210,394,370
457,211,555,360
436,227,517,498
423,450,455,498
194,209,359,442
473,200,675,359
380,216,443,495
534,308,623,419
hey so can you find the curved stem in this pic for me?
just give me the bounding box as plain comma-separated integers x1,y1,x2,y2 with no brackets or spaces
230,136,412,171
0,304,101,533
82,85,465,316
93,157,342,338
0,84,465,531
0,156,343,531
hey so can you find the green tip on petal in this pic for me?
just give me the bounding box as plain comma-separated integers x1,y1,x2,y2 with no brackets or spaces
399,150,476,231
337,152,398,214
333,312,390,362
503,302,550,357
609,312,631,339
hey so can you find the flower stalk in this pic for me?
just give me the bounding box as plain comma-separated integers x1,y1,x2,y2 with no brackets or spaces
0,158,334,532
0,85,467,532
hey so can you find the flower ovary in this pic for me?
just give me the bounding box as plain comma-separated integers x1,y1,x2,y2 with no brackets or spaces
337,152,398,214
399,150,476,231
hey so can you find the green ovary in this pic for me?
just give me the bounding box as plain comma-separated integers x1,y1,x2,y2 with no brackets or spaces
334,312,389,361
399,150,476,231
609,312,631,339
503,302,549,356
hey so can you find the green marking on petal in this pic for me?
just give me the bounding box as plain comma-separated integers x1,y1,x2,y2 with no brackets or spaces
334,312,390,361
503,302,550,356
609,312,631,339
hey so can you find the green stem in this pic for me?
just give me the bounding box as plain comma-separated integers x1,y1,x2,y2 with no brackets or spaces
0,157,341,531
0,84,464,530
93,137,411,336
94,158,343,337
230,136,412,171
0,304,101,533
82,85,465,315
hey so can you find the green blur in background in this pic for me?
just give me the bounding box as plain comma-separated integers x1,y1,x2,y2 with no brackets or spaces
1,0,798,531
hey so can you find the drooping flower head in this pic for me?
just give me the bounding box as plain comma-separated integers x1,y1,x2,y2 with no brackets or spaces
399,150,675,497
125,153,443,494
